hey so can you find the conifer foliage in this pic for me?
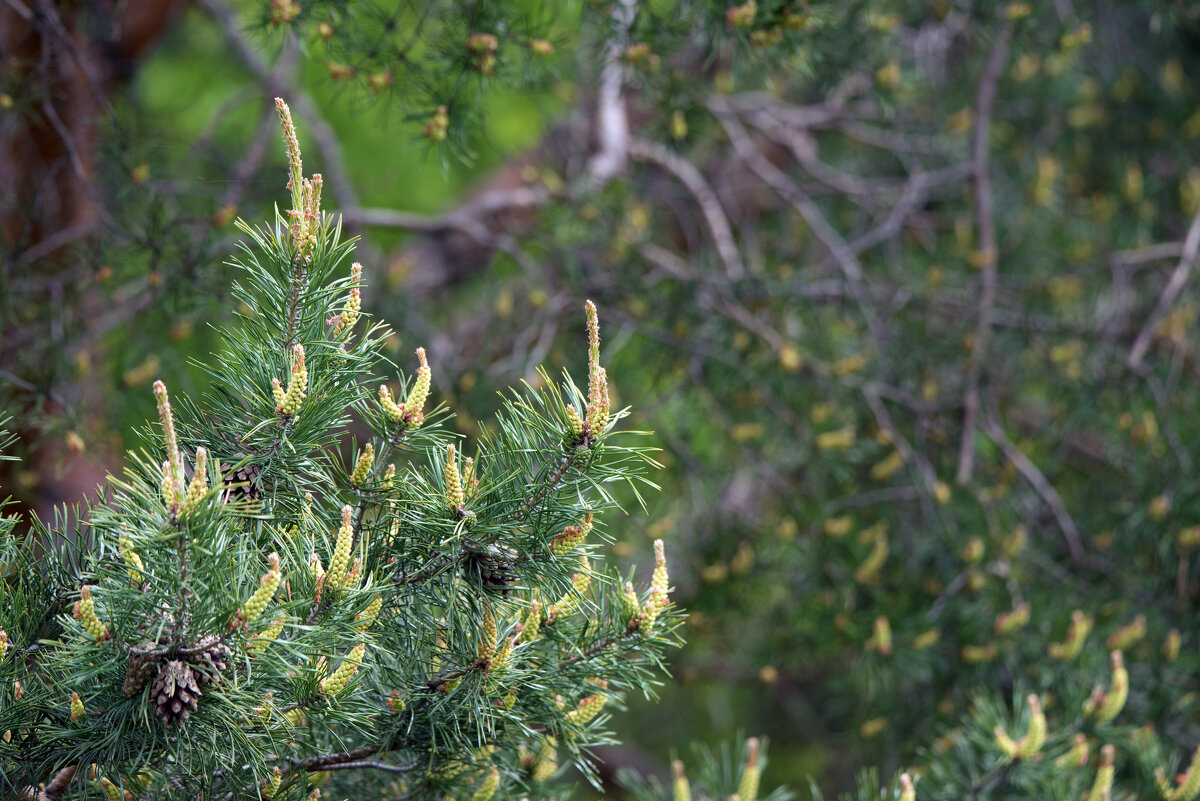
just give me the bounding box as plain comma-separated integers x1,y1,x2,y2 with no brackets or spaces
0,100,680,800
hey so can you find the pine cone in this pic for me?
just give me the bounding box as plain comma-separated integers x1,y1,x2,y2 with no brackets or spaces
185,634,231,685
123,650,160,697
151,659,201,725
467,549,518,596
124,639,169,697
220,454,262,503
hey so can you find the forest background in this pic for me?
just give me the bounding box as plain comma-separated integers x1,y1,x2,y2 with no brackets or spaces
6,0,1200,799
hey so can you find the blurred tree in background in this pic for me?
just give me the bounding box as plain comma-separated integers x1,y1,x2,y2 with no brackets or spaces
9,0,1200,799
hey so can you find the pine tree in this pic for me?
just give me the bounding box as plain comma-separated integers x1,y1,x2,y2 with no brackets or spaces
0,100,681,800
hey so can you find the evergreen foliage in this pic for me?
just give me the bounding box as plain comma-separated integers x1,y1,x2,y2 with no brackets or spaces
353,1,1200,798
271,0,565,159
10,1,1200,800
0,102,681,800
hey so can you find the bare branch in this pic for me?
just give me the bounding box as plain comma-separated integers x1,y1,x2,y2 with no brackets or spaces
981,411,1083,563
2,0,32,20
192,0,357,217
344,186,550,234
862,389,939,497
286,745,380,773
737,98,971,270
318,759,419,774
956,23,1013,485
1108,241,1185,268
346,186,550,275
9,222,95,267
1128,203,1200,367
709,96,885,344
222,107,279,212
629,138,745,278
31,0,117,117
39,99,118,229
844,162,972,255
292,93,361,214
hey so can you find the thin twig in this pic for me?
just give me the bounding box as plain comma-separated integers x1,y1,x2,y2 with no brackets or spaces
629,138,745,278
395,554,460,586
981,411,1083,563
39,99,118,229
1,0,32,19
344,186,550,234
32,0,116,117
293,92,360,214
1128,203,1200,367
862,389,939,497
709,96,886,345
956,23,1013,485
561,621,642,664
346,184,550,275
844,162,972,256
1108,241,1185,268
194,0,274,86
9,222,95,267
284,745,381,774
318,759,419,774
222,107,279,212
193,0,363,240
510,448,586,524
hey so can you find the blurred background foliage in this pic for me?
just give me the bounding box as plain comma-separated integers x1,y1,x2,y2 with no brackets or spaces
8,0,1200,798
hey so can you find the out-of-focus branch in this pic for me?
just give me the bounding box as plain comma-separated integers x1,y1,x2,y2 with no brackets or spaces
9,223,95,267
344,186,550,275
737,94,971,273
629,138,745,278
31,0,116,117
956,23,1013,485
221,109,279,212
39,99,118,230
586,0,637,184
193,0,272,85
845,162,971,255
18,764,78,801
2,0,31,20
344,186,550,234
837,119,945,156
863,389,940,501
720,91,847,128
195,0,359,216
710,96,885,344
292,94,360,214
1109,241,1185,268
215,39,298,214
198,0,555,277
982,410,1083,563
1128,204,1200,367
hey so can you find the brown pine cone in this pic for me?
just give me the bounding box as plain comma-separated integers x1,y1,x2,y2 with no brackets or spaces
150,659,201,725
187,635,232,685
467,549,518,596
123,651,160,697
220,455,262,503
